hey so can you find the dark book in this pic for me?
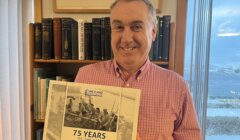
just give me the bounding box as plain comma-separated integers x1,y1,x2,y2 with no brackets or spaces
84,22,93,60
35,127,43,140
162,15,171,61
71,20,78,60
152,16,160,61
29,23,35,59
100,17,106,60
53,17,62,59
157,17,163,60
92,18,101,60
61,18,74,59
34,23,42,59
104,17,111,60
42,18,53,59
149,45,153,60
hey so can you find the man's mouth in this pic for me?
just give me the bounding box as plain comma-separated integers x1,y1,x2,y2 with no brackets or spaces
119,47,136,51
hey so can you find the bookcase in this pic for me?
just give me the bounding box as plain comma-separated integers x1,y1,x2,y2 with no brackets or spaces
29,0,187,139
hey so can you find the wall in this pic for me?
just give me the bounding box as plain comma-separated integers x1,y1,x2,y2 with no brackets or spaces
42,0,177,22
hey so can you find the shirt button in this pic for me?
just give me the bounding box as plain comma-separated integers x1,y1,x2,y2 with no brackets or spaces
126,83,130,87
137,77,141,80
116,74,120,77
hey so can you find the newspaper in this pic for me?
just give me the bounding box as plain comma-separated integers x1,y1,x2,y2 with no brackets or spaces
43,80,141,140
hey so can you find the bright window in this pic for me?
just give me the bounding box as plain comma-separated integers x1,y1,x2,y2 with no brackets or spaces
185,0,240,139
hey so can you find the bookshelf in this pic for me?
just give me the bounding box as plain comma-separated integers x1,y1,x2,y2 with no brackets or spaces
29,0,187,139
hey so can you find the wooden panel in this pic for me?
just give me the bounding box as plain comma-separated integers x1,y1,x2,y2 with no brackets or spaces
34,0,42,22
29,23,35,140
168,23,176,71
175,0,187,76
53,0,163,13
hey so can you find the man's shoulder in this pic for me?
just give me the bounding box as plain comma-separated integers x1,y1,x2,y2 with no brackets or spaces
78,60,113,72
150,63,186,82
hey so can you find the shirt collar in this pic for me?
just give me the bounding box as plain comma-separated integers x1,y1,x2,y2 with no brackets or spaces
113,58,151,80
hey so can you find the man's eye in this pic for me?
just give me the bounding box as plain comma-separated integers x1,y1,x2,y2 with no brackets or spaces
131,24,142,31
113,25,123,31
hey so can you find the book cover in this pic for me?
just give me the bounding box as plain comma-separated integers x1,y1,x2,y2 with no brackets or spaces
33,67,55,120
157,17,163,60
43,81,141,140
42,18,53,59
71,20,79,60
92,18,101,60
53,17,62,59
104,17,111,60
62,18,74,59
34,23,42,59
162,15,171,61
152,16,160,61
78,19,85,60
84,22,93,60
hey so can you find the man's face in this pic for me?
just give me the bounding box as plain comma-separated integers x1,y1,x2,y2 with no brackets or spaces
110,0,156,71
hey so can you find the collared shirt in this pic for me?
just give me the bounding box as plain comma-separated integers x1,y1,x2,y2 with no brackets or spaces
75,59,202,140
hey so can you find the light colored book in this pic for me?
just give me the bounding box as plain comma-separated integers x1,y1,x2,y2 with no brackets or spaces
43,80,141,140
78,19,85,60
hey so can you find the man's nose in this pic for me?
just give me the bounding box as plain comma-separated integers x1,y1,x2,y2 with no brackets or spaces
121,28,133,44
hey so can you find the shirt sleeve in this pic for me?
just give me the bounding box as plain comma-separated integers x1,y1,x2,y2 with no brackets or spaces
173,82,203,140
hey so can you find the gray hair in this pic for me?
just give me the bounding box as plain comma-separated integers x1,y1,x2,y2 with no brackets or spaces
110,0,157,24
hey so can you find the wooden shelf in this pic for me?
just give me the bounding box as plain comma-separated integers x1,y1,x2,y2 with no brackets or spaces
34,59,169,65
35,119,44,123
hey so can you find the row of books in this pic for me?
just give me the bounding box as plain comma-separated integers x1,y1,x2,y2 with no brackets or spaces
35,127,43,140
149,15,171,61
33,67,74,120
32,17,111,60
31,15,171,61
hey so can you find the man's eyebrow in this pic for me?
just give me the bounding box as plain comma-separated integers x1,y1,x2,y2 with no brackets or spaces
111,20,122,24
131,20,144,25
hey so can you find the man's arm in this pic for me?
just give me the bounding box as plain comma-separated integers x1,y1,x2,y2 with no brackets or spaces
173,84,203,140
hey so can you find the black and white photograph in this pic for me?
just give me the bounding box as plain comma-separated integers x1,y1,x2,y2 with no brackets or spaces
63,85,120,132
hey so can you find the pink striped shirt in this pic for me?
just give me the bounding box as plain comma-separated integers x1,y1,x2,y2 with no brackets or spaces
75,59,202,140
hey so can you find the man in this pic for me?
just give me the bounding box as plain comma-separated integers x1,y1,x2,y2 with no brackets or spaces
75,0,202,139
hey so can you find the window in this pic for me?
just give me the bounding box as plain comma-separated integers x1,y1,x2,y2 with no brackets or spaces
185,0,240,139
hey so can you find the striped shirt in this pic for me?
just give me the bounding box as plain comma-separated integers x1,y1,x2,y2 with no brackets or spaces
75,59,202,140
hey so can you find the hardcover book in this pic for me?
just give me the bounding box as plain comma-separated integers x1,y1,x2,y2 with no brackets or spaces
34,23,42,59
92,18,101,60
62,18,74,59
53,18,62,59
42,18,53,59
162,15,171,61
43,81,141,140
84,22,93,60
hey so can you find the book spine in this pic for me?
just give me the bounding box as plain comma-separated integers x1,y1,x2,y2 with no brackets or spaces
92,18,101,60
61,18,73,59
152,16,160,61
84,22,92,60
71,20,78,60
78,19,85,60
158,17,163,60
162,15,171,61
53,18,62,59
34,23,42,59
42,18,53,59
100,17,105,60
149,45,153,60
104,17,111,60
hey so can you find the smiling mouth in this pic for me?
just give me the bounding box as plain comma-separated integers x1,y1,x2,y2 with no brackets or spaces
119,47,136,51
